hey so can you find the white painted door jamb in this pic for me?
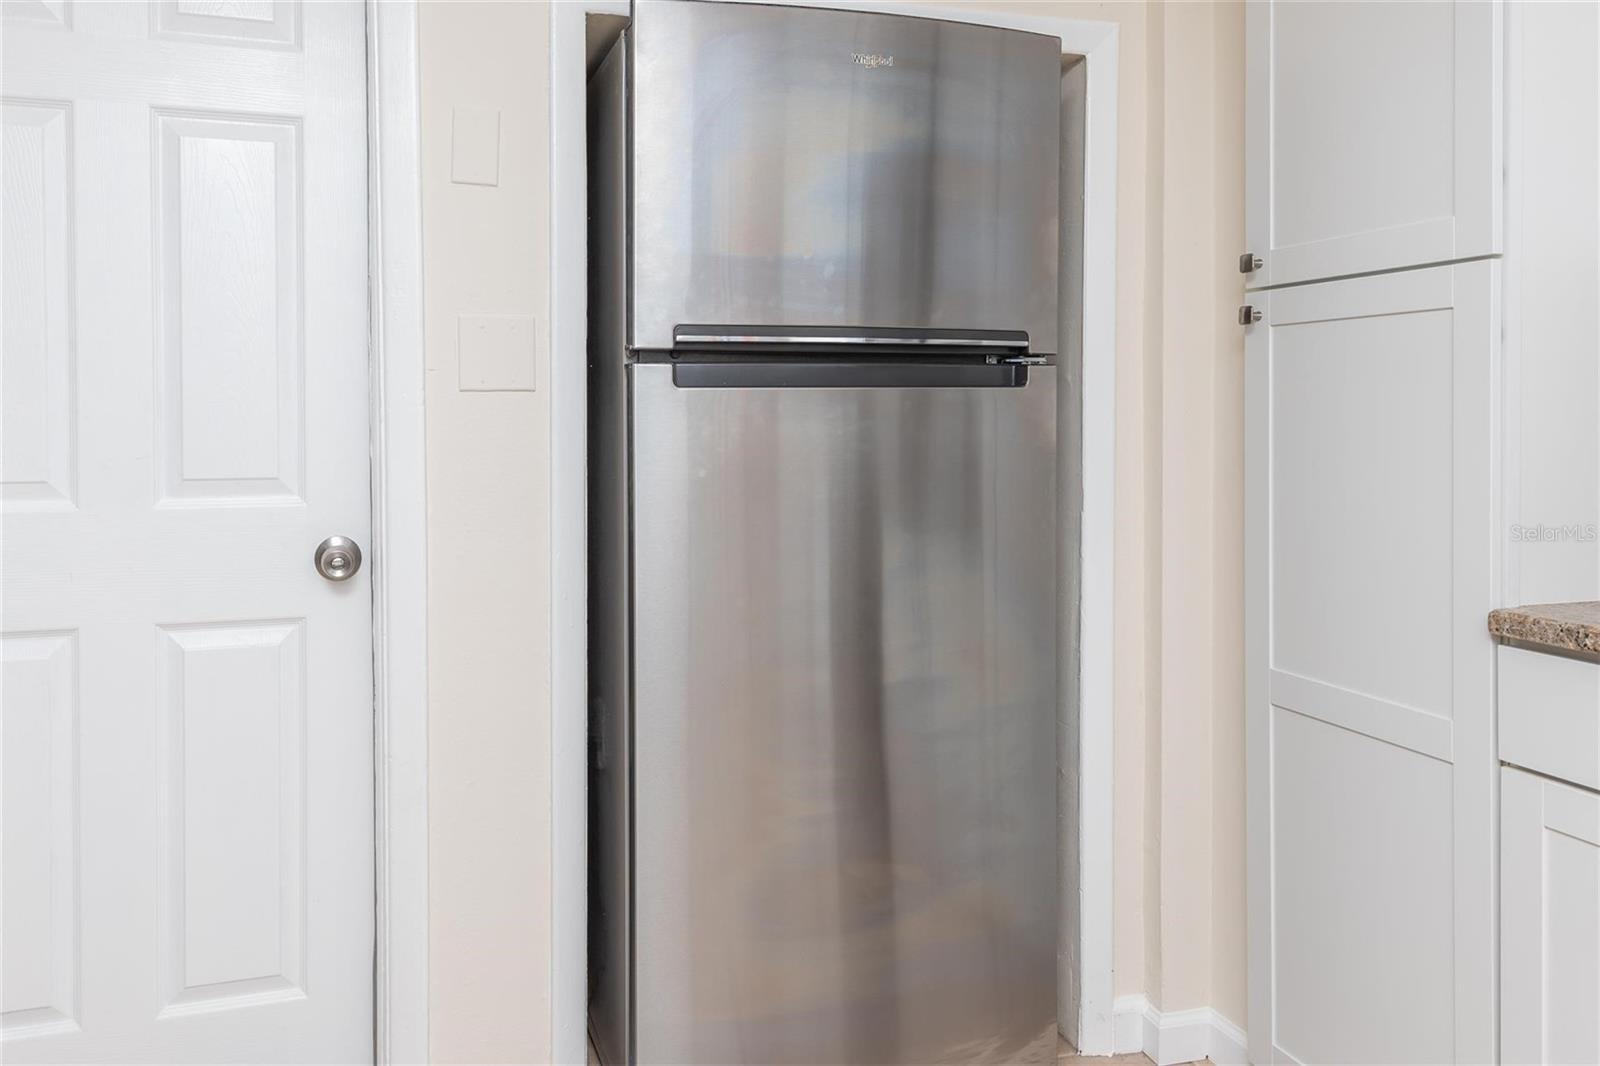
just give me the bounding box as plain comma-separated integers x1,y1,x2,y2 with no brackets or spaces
368,3,429,1063
551,3,599,1062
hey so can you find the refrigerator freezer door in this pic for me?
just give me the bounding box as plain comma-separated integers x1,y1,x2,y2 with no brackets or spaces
630,364,1059,1064
630,0,1062,354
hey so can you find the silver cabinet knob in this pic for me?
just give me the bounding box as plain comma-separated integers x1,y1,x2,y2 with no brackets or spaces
1239,252,1263,273
1238,305,1263,326
314,536,363,582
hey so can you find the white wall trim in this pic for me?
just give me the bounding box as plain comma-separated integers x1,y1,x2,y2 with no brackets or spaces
1113,995,1249,1066
549,2,596,1063
549,2,1119,1059
1062,16,1120,1056
367,2,429,1062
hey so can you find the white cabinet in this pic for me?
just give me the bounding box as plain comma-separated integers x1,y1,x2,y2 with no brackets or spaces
1503,0,1600,606
1245,4,1598,1065
1495,7,1600,1050
1498,644,1600,1063
1244,0,1501,288
1501,767,1600,1065
1245,261,1498,1064
1495,7,1600,1051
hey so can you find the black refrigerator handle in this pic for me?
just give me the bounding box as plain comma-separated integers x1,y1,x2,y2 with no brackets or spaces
670,362,1031,390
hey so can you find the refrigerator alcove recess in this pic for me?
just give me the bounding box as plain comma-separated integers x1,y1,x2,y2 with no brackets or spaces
586,3,1065,1063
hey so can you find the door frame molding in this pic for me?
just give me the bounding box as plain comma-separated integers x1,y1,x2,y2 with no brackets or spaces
367,3,429,1063
548,1,1121,1060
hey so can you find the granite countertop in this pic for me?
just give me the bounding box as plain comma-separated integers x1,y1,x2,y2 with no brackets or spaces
1488,601,1600,659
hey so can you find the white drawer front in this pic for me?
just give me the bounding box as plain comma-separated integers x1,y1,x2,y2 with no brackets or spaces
1500,644,1600,790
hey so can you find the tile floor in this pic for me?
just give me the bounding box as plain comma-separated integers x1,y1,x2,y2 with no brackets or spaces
1058,1039,1188,1066
588,1036,1195,1065
1057,1050,1163,1066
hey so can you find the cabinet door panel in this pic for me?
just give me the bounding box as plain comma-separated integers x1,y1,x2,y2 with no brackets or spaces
1501,767,1600,1066
1246,262,1498,1064
1245,1,1501,287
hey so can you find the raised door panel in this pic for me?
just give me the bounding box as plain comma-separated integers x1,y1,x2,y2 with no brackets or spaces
1,0,69,28
153,1,300,48
154,111,302,504
1245,1,1501,288
1501,767,1600,1065
156,622,305,1015
0,632,79,1040
1247,262,1498,1064
2,101,75,509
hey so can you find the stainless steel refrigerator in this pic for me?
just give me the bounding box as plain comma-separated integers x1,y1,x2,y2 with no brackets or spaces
588,3,1061,1062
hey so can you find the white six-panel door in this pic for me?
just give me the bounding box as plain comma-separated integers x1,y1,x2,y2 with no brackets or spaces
1245,261,1498,1064
1244,0,1502,288
1,2,373,1061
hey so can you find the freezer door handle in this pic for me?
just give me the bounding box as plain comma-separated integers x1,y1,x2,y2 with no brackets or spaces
673,332,1029,349
670,362,1031,390
671,325,1031,352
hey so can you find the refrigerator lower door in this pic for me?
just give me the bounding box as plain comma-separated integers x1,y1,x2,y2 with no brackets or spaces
630,363,1059,1065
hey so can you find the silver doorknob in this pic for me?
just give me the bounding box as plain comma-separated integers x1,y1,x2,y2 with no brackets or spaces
314,536,363,582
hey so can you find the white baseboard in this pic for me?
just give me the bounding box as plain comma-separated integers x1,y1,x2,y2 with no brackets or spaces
1111,994,1248,1065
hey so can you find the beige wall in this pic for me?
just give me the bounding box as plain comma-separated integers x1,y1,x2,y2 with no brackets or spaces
972,0,1246,1027
1207,3,1248,1028
1147,0,1246,1024
416,1,1246,1060
420,2,555,1062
